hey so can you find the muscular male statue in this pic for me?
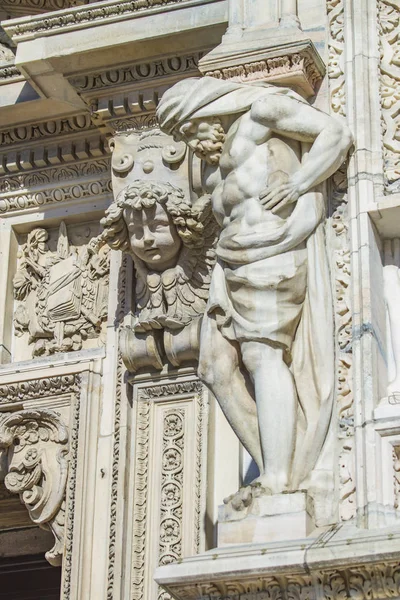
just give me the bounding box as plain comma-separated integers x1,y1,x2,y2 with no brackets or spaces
157,77,352,494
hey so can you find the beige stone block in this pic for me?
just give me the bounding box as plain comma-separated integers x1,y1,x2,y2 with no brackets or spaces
218,492,313,545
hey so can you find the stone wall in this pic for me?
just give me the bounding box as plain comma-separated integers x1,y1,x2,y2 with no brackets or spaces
0,0,400,598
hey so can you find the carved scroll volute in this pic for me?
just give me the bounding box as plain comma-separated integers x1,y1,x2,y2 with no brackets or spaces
109,130,188,200
0,409,69,566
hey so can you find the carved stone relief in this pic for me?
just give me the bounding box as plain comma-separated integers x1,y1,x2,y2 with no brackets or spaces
328,0,346,117
101,128,218,371
0,372,80,571
379,0,400,190
327,0,355,521
330,167,356,521
201,41,325,98
13,221,109,360
3,0,192,40
131,379,208,600
0,409,69,566
160,560,400,600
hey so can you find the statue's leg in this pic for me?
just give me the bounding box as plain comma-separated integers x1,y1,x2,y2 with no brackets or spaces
198,313,263,471
241,341,297,494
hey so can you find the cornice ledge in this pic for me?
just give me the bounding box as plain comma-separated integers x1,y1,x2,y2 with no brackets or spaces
199,39,325,98
2,0,219,42
0,0,87,18
0,63,24,85
156,526,400,600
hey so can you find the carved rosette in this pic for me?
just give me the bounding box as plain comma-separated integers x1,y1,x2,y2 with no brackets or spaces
132,380,208,600
0,409,69,566
159,409,185,570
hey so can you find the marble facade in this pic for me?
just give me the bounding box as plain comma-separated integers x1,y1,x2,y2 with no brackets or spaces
0,0,399,598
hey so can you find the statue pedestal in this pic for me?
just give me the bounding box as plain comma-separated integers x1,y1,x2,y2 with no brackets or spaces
218,490,314,546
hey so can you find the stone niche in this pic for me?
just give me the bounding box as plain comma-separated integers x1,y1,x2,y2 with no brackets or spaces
12,220,109,362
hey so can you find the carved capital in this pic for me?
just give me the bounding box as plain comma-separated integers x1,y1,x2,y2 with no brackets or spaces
0,409,69,566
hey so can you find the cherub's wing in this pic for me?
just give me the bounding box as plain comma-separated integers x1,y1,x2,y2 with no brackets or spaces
174,196,220,320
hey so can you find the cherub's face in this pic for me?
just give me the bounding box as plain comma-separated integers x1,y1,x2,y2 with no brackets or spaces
124,202,182,271
174,118,225,165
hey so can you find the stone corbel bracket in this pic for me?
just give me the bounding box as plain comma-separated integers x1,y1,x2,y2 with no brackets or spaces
199,39,325,98
0,408,69,566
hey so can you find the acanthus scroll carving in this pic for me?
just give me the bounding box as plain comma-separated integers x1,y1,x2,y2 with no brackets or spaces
330,166,356,521
161,561,400,600
0,409,69,566
379,0,400,189
328,0,346,116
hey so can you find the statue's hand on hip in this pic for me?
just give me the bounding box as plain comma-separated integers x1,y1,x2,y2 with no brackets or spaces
259,179,302,214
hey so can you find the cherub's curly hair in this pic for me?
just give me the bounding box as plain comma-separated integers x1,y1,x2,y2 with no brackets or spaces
100,180,210,252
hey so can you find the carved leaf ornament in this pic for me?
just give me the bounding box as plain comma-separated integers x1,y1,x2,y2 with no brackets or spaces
0,409,69,566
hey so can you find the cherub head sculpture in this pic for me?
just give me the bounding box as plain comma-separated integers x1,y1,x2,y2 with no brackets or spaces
101,180,218,331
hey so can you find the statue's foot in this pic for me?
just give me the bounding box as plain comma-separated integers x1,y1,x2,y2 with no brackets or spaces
250,473,288,495
223,480,273,513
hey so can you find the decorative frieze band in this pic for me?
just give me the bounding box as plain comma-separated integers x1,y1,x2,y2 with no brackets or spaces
0,114,93,147
1,0,86,17
0,157,110,193
0,133,108,176
0,171,111,214
0,373,80,406
161,561,400,600
203,45,324,98
69,52,203,94
3,0,200,41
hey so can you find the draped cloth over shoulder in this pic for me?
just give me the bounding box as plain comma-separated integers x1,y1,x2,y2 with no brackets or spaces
157,76,309,134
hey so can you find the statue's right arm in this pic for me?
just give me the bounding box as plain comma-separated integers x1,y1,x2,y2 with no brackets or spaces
251,94,353,213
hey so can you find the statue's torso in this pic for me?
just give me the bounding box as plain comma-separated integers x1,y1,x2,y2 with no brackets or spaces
208,111,302,229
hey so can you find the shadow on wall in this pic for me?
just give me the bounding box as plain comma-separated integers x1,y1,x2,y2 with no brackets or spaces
17,82,40,103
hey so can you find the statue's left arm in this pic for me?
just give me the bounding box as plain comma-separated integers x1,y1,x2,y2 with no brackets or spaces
251,95,353,212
